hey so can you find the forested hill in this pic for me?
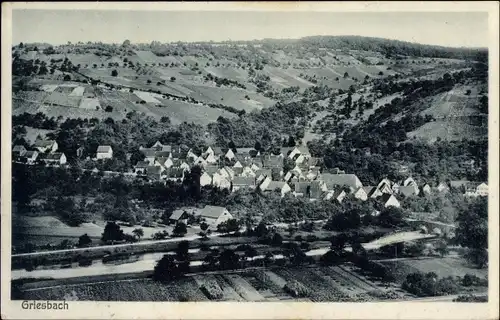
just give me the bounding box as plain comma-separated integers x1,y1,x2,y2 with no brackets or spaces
252,36,488,61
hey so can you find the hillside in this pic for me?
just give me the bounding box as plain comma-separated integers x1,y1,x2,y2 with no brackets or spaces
12,36,488,183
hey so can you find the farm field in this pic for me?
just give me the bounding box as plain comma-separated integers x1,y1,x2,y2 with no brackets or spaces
146,100,238,125
184,84,275,111
18,265,417,302
380,257,488,283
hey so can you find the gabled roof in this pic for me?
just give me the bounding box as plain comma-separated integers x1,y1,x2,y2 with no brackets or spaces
204,165,220,175
399,186,419,197
232,176,256,186
261,155,282,168
449,180,470,188
135,161,149,168
24,150,38,158
34,139,56,148
169,209,189,221
321,173,363,189
263,181,288,191
199,205,228,219
155,157,171,166
141,148,157,157
13,145,26,152
165,167,184,178
280,147,293,157
154,151,171,158
97,145,112,153
380,193,396,203
41,152,65,160
297,146,310,155
146,166,162,175
294,181,311,193
212,147,223,155
161,145,172,152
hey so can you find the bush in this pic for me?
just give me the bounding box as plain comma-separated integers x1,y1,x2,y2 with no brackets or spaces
453,294,488,302
201,280,224,299
284,280,310,297
111,70,118,77
105,105,113,112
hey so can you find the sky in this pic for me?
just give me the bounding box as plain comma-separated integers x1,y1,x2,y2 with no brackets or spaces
12,10,489,48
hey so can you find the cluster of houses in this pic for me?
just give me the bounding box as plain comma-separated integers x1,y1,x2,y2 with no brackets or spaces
12,138,67,166
132,141,489,208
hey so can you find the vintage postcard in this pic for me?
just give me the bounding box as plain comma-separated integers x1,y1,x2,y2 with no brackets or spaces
1,1,499,319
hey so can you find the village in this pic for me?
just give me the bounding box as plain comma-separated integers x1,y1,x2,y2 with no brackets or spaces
12,137,488,232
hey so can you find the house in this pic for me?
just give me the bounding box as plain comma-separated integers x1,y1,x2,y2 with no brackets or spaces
324,189,347,203
198,205,233,227
231,176,257,192
169,209,190,224
141,148,157,163
155,157,174,169
378,183,393,195
200,171,213,186
12,145,27,157
377,178,393,192
255,169,272,183
194,155,207,167
40,152,67,166
250,163,260,172
293,181,312,198
259,178,292,197
475,183,488,197
320,173,363,192
151,141,164,149
261,155,283,169
212,172,231,190
449,180,470,190
380,194,401,208
164,168,185,182
421,184,432,195
204,152,218,164
23,151,39,164
205,146,215,156
236,148,258,159
225,149,236,161
436,182,450,193
240,166,256,178
288,146,310,160
146,166,163,180
232,161,244,175
399,185,420,197
403,177,418,187
219,167,235,181
96,145,113,159
305,167,321,181
34,138,58,153
363,186,383,199
134,161,149,174
391,182,401,194
186,149,199,161
353,187,368,201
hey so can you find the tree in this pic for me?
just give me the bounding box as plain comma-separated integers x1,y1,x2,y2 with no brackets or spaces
153,254,182,282
218,249,240,270
101,221,124,242
217,219,240,234
170,77,176,82
200,222,209,233
132,228,144,240
343,72,349,78
77,234,92,247
456,197,488,268
377,207,406,228
63,74,71,81
173,222,188,237
111,69,118,77
105,105,113,112
176,240,190,262
271,232,283,246
122,39,131,47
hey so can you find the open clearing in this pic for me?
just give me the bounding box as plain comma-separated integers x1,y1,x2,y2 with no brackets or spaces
380,257,488,283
